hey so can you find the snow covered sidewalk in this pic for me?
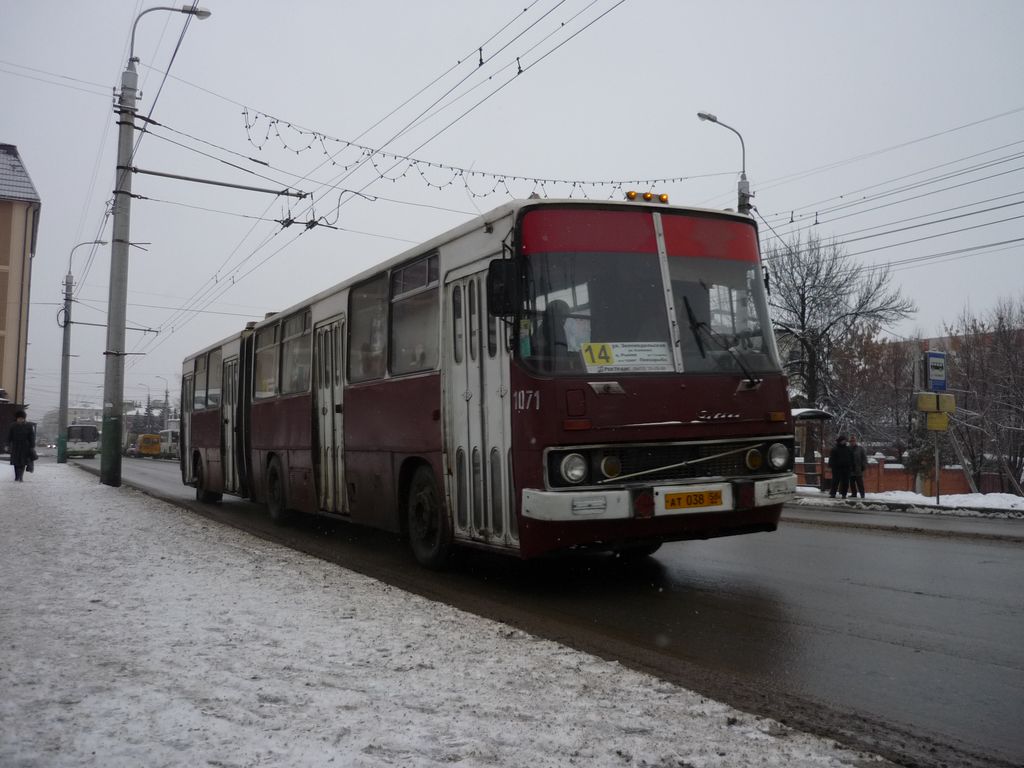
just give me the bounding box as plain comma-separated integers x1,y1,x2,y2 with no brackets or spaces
1,464,884,767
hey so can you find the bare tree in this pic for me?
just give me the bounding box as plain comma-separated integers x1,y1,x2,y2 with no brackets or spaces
945,296,1024,494
764,233,916,412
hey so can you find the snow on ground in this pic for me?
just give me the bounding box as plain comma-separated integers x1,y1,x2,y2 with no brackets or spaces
0,464,885,767
795,486,1024,518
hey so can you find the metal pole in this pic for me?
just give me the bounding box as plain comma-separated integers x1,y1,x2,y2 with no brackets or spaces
934,434,941,506
100,60,137,486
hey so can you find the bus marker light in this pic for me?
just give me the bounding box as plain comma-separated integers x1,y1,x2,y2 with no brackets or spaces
625,190,638,200
642,192,654,201
562,418,592,431
767,411,787,422
658,193,669,203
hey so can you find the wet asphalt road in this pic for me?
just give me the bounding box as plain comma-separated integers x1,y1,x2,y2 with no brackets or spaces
76,457,1024,767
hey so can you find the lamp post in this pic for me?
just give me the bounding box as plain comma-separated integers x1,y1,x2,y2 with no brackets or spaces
57,240,107,463
156,375,170,429
697,111,751,215
101,4,211,486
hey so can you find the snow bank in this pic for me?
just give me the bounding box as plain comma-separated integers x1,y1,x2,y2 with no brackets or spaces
797,484,1024,516
0,465,883,767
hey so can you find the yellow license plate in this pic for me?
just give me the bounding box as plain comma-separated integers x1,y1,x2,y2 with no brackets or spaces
664,490,723,510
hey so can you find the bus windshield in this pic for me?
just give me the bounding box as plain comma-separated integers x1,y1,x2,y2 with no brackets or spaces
517,207,781,376
67,425,99,442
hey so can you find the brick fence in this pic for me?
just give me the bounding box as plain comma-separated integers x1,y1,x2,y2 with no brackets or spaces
795,456,1002,496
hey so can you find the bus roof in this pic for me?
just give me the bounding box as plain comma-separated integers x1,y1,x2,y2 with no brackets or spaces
241,198,756,337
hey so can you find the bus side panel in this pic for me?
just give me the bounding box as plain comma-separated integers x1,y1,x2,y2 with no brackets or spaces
250,393,315,513
344,373,442,532
191,410,223,489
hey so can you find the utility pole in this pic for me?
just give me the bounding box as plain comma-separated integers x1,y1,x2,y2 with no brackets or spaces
58,240,106,464
100,4,211,486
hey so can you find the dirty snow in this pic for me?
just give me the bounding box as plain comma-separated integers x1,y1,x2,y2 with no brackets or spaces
796,485,1024,517
0,463,885,767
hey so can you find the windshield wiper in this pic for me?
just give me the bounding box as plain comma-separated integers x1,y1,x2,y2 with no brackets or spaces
682,297,761,386
682,296,707,358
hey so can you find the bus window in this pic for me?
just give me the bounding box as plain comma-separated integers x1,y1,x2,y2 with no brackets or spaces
194,354,208,410
281,311,312,393
207,348,222,407
254,325,279,398
390,254,439,376
349,275,388,382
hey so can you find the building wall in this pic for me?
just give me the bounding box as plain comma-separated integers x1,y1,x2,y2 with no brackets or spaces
0,198,39,404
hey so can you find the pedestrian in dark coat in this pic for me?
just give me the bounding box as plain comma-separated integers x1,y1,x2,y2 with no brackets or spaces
7,410,36,482
848,435,868,499
828,435,852,499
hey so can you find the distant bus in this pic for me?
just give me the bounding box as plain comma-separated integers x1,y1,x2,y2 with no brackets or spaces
182,198,796,567
137,433,161,458
66,423,100,459
159,428,179,459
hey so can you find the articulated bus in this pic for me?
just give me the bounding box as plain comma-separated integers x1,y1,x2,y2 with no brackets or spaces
181,198,797,567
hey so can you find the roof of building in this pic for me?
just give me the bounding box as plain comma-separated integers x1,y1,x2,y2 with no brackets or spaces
0,144,41,203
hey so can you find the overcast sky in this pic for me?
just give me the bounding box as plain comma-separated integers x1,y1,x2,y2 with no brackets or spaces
2,0,1022,415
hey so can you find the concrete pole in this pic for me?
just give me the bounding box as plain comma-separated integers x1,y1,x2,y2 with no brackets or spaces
58,240,105,464
57,272,73,463
100,60,137,487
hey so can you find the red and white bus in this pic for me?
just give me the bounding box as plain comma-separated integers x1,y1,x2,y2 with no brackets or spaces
182,198,796,566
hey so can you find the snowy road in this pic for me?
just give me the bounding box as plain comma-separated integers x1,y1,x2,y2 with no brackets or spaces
69,456,1024,768
1,464,889,767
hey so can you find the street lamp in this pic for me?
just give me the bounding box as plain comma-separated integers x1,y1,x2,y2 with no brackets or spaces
101,4,212,486
57,240,107,463
697,111,751,215
155,375,170,429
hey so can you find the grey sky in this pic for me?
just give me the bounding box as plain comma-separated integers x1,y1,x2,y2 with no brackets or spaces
2,0,1022,414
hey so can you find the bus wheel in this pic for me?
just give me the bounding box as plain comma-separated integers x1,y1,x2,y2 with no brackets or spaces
614,542,662,560
194,458,222,503
267,457,290,525
407,465,452,569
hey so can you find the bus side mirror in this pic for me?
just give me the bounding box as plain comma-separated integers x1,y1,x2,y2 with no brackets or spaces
487,260,516,317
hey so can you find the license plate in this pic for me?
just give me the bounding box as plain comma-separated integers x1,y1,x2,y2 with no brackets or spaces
663,490,723,510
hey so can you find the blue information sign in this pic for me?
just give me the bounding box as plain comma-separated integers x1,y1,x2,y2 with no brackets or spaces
926,351,947,392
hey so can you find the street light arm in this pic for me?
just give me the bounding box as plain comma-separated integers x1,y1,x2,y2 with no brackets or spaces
67,240,107,276
130,5,211,61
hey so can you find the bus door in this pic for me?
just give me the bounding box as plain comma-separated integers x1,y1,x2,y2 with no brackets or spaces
446,266,514,546
222,357,239,493
181,374,194,483
314,315,346,513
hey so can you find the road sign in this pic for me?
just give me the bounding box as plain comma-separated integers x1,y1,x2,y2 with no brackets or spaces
926,351,946,391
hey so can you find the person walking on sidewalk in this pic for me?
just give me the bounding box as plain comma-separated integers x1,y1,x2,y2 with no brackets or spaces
828,435,852,498
6,410,36,482
848,434,868,499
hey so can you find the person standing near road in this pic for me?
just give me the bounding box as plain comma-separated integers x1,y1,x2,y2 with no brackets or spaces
6,410,36,482
848,434,868,499
828,435,852,499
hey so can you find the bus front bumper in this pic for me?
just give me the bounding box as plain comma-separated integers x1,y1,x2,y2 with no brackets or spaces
521,474,797,522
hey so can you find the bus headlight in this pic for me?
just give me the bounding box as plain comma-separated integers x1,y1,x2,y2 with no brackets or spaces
600,455,622,479
745,448,763,471
768,442,790,469
560,453,589,484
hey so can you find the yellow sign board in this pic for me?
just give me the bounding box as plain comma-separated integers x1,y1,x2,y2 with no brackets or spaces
915,392,956,413
926,412,950,431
